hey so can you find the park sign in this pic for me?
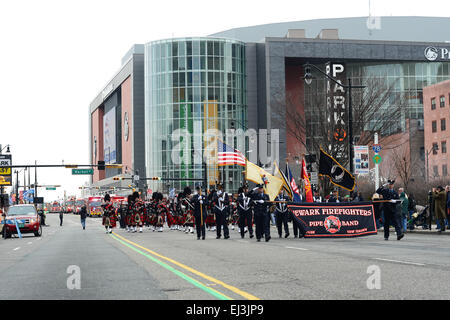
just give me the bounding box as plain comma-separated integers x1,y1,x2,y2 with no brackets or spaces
288,202,377,238
0,154,12,186
72,168,94,175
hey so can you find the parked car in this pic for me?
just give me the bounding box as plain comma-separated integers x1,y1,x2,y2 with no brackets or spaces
2,204,42,238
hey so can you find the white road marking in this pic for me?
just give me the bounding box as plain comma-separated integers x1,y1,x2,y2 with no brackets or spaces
373,258,425,266
13,247,20,251
27,242,32,245
285,246,309,251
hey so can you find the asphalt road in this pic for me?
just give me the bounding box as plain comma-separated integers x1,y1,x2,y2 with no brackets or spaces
1,214,449,300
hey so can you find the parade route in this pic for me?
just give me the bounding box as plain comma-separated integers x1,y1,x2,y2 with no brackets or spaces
1,214,450,300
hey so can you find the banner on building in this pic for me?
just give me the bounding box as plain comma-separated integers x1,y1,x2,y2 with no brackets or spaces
288,202,377,238
0,154,12,186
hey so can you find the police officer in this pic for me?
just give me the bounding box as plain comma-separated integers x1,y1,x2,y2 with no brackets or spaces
376,179,404,241
251,184,271,242
192,186,208,240
212,184,230,239
274,190,290,238
237,185,254,239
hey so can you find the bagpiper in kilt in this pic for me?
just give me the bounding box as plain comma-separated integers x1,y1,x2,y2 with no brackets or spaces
155,192,167,232
102,194,116,234
132,191,145,233
182,187,195,234
126,194,134,232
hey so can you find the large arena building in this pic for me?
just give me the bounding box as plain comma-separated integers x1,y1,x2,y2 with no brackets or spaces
89,16,450,195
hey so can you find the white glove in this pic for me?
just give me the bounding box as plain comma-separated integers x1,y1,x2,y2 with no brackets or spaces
200,200,203,204
390,200,397,203
258,200,265,204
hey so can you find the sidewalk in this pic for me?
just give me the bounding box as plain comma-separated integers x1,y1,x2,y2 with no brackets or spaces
377,224,450,235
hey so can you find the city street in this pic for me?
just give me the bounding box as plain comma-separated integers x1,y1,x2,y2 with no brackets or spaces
1,214,450,300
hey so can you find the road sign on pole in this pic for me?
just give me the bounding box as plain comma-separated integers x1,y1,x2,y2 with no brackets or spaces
72,169,94,175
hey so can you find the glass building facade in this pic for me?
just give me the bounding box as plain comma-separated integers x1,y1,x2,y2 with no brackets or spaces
304,61,450,151
145,38,247,193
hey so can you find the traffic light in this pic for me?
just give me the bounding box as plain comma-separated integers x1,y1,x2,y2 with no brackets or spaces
304,66,313,85
113,177,123,181
151,177,161,180
98,160,105,171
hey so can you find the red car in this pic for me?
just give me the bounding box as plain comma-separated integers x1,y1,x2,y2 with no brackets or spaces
2,204,42,238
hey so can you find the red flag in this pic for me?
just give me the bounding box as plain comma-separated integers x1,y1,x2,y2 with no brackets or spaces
301,158,314,202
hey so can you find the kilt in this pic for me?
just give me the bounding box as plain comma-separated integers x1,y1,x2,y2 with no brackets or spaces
102,215,117,228
205,214,215,226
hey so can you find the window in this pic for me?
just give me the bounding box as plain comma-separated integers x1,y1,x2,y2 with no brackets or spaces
433,142,439,154
440,95,445,108
443,164,448,177
442,141,447,154
432,120,437,133
433,165,439,177
442,118,447,131
431,97,436,110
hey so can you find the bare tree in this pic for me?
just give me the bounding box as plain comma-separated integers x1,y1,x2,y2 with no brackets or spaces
273,68,408,195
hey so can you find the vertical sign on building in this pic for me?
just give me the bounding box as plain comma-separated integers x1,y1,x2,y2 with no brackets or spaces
0,154,12,186
326,62,347,159
204,100,219,186
103,107,116,164
354,146,369,175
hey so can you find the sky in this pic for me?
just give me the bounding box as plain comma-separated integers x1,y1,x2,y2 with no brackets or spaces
1,0,449,202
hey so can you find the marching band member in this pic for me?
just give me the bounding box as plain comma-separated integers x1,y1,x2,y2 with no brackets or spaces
192,186,208,240
126,195,134,232
156,192,168,232
206,189,216,231
102,194,116,234
132,191,145,233
237,185,254,239
274,190,290,238
182,187,195,234
212,184,230,239
251,184,271,242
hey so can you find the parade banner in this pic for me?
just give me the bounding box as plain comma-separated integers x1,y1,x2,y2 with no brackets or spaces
288,202,377,238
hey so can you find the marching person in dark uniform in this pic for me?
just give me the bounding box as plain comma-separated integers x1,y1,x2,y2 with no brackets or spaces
118,201,127,229
376,179,404,240
126,195,134,232
192,186,208,240
251,184,271,242
212,184,230,239
274,190,290,238
328,189,341,203
237,185,254,239
102,194,116,234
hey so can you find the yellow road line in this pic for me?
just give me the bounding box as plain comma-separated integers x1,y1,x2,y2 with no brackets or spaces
112,232,260,300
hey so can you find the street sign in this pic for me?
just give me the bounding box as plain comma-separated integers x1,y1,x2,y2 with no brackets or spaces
373,155,382,164
72,169,94,175
372,144,382,153
46,187,56,190
0,154,12,186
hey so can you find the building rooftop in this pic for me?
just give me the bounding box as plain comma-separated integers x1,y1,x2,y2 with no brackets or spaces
209,16,450,43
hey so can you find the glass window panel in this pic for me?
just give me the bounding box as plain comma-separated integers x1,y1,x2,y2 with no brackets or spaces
179,42,186,56
186,41,192,56
193,41,200,55
214,41,220,56
208,57,214,70
200,41,206,55
207,42,213,56
179,56,186,70
179,73,185,87
172,42,178,56
193,56,200,70
187,56,192,70
172,58,178,71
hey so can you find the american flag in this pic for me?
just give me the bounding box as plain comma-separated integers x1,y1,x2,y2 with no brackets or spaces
217,140,246,167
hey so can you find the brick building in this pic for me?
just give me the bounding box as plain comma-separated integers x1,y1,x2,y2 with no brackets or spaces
423,79,450,182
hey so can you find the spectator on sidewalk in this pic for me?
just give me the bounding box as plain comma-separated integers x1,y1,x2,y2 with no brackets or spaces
432,186,447,233
407,193,417,230
446,186,450,227
399,188,409,233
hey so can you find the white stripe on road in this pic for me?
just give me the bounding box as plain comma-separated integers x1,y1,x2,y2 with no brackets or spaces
285,246,309,251
27,242,32,245
373,258,425,266
13,247,20,251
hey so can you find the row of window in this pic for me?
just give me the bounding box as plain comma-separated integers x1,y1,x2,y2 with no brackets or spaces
430,94,450,109
432,164,448,177
431,141,447,154
431,118,447,132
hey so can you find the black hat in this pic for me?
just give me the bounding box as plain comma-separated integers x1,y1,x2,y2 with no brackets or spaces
104,194,111,202
388,179,395,184
196,185,201,190
183,186,192,196
257,184,264,188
